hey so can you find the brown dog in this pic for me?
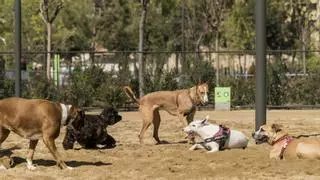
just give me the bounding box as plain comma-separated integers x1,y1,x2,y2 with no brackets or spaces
0,97,81,170
252,124,320,160
123,83,209,144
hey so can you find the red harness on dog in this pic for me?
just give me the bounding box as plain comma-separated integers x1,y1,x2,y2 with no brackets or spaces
203,125,231,150
272,135,294,160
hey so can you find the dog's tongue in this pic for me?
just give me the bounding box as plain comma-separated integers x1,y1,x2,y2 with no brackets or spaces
186,131,195,139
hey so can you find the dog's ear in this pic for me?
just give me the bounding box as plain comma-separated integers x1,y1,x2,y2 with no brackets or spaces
79,109,85,119
70,106,81,115
204,80,210,86
271,124,282,133
68,106,84,122
195,83,199,89
201,115,209,124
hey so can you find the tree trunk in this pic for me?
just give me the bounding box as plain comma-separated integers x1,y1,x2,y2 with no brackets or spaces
91,21,96,65
302,30,306,76
46,23,52,80
175,53,179,74
244,54,247,80
39,0,63,81
215,30,220,86
302,43,306,75
138,0,148,98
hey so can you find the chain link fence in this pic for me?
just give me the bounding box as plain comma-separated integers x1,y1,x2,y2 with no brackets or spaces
1,50,320,110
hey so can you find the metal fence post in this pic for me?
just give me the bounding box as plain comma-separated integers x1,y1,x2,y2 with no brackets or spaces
181,0,186,74
255,0,267,131
15,0,21,97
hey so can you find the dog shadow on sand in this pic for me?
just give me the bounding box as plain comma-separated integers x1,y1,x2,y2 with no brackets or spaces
155,140,189,145
1,146,111,168
11,157,112,168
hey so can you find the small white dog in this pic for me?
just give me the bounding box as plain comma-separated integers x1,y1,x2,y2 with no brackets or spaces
183,115,249,152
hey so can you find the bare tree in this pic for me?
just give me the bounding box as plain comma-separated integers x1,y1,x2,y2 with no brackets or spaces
138,0,148,97
199,0,233,85
286,0,317,75
39,0,64,80
183,0,232,85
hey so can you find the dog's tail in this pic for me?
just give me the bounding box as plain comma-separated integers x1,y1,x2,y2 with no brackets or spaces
123,86,140,105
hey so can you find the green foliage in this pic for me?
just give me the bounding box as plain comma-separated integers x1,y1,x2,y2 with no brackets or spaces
142,57,215,98
264,55,290,105
266,0,297,50
143,70,179,93
219,77,255,106
287,75,320,105
96,77,127,108
307,54,320,73
1,79,14,98
96,0,138,50
62,65,128,107
222,0,255,50
1,0,318,52
142,54,179,93
189,59,216,85
66,65,96,106
2,0,320,108
0,0,13,51
26,73,60,100
22,0,45,51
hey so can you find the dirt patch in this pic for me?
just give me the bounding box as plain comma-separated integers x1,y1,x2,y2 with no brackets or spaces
0,110,320,179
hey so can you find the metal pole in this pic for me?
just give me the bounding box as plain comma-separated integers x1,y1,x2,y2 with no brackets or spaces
138,0,147,98
255,0,266,131
181,0,186,74
15,0,21,97
54,54,58,86
57,54,60,86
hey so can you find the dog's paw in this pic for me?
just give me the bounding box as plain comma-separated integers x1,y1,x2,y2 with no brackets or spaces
188,139,196,145
67,166,74,170
27,164,37,171
189,144,198,151
206,149,219,153
96,144,106,149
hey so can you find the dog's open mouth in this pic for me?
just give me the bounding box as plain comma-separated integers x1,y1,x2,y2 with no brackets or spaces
254,136,268,144
185,131,195,140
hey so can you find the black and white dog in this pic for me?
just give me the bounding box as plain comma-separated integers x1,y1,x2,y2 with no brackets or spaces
62,107,122,150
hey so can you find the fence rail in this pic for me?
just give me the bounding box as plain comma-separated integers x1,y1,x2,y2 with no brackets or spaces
1,49,320,54
87,104,320,112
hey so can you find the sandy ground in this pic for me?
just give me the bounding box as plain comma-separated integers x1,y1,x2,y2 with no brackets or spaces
0,110,320,180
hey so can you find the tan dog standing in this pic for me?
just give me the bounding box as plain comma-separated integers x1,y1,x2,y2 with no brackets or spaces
0,97,81,170
123,83,209,144
252,124,320,160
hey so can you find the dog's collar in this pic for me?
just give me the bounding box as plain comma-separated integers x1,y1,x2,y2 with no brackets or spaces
188,88,203,106
60,103,70,126
272,136,294,160
271,134,291,146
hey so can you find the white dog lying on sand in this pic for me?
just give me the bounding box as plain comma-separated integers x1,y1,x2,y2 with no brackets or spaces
183,115,249,152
